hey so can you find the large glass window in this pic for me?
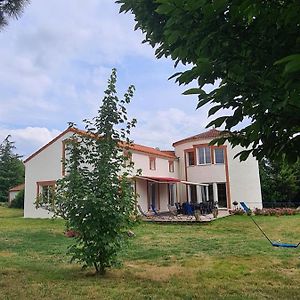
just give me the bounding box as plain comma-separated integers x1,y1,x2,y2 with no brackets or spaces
217,183,227,208
214,148,225,164
197,147,211,165
36,181,56,205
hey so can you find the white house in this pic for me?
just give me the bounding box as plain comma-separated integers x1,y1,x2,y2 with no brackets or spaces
24,128,262,218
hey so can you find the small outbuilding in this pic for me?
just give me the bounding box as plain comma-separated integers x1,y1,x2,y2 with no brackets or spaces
9,184,25,203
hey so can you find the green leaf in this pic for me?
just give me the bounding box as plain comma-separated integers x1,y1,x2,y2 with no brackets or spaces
274,54,300,65
283,59,300,74
206,116,228,128
168,72,182,80
208,105,222,116
182,88,204,95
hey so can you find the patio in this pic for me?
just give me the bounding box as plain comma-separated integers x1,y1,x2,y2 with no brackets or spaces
142,209,231,224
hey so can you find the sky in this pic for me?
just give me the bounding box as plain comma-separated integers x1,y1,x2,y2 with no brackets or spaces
0,0,220,159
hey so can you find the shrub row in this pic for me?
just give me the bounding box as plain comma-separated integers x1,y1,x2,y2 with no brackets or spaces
230,207,300,216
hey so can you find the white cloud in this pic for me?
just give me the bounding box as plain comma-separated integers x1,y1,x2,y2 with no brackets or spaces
0,0,243,158
0,127,61,159
131,108,208,149
0,0,152,128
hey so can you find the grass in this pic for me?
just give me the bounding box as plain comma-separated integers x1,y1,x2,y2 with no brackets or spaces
0,206,300,299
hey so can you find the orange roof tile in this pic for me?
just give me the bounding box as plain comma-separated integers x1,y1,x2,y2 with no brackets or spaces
9,183,25,192
25,127,176,163
127,143,176,159
172,129,223,146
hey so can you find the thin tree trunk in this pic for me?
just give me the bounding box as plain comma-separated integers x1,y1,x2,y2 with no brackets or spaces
94,262,99,273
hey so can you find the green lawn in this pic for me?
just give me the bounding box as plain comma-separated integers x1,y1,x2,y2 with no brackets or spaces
1,207,300,300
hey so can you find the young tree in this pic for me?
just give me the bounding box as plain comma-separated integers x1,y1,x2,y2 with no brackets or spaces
0,0,30,30
117,0,300,162
0,135,24,202
39,69,137,275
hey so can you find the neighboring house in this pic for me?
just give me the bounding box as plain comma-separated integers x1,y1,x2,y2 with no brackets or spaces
24,128,262,218
9,183,25,203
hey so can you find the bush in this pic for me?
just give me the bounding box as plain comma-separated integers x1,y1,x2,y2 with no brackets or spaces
9,189,24,209
229,208,245,215
253,207,299,216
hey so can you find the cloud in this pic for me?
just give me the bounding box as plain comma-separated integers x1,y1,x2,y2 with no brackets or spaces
0,127,61,158
0,0,245,158
131,107,208,149
0,0,152,129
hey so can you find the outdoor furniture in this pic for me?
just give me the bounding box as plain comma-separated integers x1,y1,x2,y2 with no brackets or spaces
175,202,183,214
168,204,177,216
137,204,152,218
151,204,159,216
182,202,194,219
168,204,182,219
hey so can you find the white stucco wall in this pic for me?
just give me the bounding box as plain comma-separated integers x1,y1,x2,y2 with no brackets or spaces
136,179,148,212
24,131,73,218
187,165,226,183
227,144,262,209
131,152,178,178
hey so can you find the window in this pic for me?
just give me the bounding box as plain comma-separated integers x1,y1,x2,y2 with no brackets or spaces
214,148,225,164
168,160,174,173
149,157,156,170
168,183,176,206
36,181,56,205
186,151,195,166
197,147,211,165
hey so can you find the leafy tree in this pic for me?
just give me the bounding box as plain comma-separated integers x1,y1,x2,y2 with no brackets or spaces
0,136,24,202
117,0,300,162
38,69,137,275
0,0,29,30
259,158,300,207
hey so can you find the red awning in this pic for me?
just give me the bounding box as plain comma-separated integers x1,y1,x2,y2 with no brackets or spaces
136,176,180,183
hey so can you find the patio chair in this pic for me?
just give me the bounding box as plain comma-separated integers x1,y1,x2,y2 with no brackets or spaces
186,203,194,217
168,204,182,220
150,204,160,216
151,205,168,220
182,202,194,220
175,202,183,214
137,204,153,218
